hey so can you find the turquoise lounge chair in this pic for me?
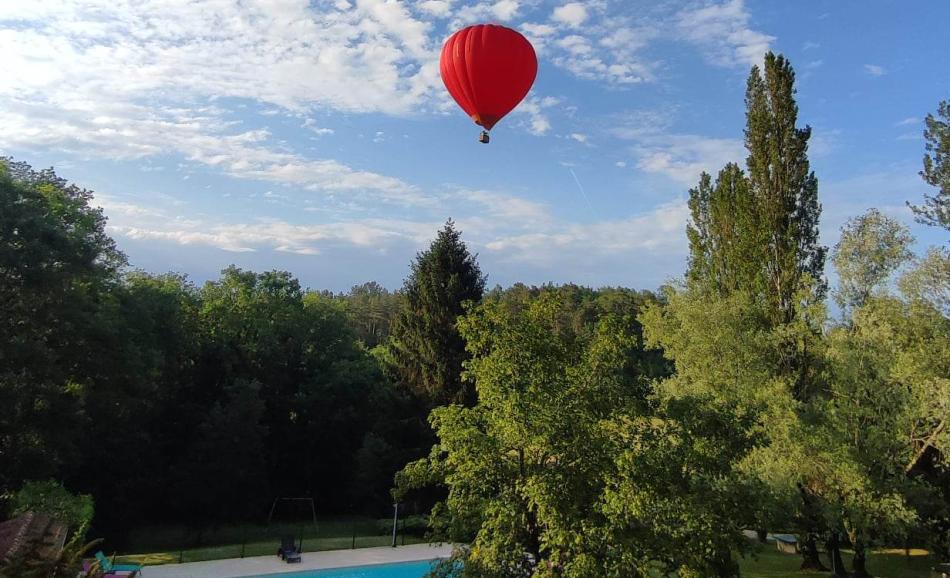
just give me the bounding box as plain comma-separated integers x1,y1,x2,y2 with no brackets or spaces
94,551,142,575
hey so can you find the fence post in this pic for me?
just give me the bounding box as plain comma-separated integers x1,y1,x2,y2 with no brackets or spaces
391,503,399,548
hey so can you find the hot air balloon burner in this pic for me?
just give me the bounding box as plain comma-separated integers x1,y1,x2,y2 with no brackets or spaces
478,131,490,144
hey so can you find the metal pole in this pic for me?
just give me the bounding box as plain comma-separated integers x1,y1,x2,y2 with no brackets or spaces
391,503,399,548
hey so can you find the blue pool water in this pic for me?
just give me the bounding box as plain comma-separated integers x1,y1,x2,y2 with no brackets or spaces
243,559,439,578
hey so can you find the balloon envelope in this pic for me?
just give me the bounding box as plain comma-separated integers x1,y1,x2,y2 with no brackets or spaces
440,24,538,131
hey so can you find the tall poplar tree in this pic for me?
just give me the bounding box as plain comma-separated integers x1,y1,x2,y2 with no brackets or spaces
388,220,486,407
686,52,826,324
684,53,830,570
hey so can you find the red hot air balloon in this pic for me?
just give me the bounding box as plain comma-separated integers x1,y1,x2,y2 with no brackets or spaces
440,24,538,143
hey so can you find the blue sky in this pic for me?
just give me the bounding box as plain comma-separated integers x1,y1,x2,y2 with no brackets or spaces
2,0,947,292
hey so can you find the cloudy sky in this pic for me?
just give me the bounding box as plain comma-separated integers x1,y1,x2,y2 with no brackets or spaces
2,0,947,292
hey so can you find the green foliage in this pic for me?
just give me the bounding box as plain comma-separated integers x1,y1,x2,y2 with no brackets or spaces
909,100,950,229
9,480,94,531
687,163,763,296
900,246,950,316
0,158,411,538
687,53,826,325
0,158,123,494
341,281,403,348
832,209,914,311
388,220,486,407
398,287,753,577
171,380,269,528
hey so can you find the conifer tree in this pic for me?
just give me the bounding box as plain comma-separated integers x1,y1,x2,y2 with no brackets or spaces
388,220,486,407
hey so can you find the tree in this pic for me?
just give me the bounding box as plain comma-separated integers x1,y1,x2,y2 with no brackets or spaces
341,282,403,348
909,100,950,230
171,380,270,537
388,220,486,407
832,209,914,312
900,246,950,316
684,54,830,569
196,268,391,514
8,480,94,531
822,291,949,576
744,53,827,321
687,53,826,325
0,159,124,495
398,288,752,577
640,283,820,571
398,290,644,576
686,163,763,296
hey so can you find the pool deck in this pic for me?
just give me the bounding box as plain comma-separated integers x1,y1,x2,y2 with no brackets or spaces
141,543,455,578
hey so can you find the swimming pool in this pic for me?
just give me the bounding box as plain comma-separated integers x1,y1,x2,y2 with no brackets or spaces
242,559,440,578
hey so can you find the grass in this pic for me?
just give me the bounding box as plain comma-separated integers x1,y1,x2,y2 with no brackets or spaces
739,544,936,578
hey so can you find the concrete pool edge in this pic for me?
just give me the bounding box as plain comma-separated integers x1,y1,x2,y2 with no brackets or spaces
141,543,457,578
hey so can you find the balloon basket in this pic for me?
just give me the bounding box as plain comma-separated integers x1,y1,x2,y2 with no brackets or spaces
478,131,490,144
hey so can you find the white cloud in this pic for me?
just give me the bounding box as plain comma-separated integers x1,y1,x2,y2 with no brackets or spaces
569,133,588,143
492,0,520,20
0,99,427,206
552,3,588,27
417,0,453,18
0,0,447,207
95,183,686,279
112,218,436,255
457,189,554,230
677,0,774,67
551,27,654,84
864,64,886,76
634,135,744,184
896,117,920,127
450,0,520,27
302,119,334,136
0,0,442,116
512,95,560,136
612,109,744,185
485,201,689,265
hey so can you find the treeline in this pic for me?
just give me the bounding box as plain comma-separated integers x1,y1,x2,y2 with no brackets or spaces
396,54,950,578
0,157,424,538
0,163,662,550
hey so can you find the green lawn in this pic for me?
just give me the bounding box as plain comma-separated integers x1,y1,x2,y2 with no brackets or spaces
739,545,935,578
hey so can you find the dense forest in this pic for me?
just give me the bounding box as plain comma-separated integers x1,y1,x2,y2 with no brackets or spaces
2,53,949,577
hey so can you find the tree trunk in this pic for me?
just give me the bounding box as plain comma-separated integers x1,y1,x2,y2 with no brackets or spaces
826,532,847,577
852,539,871,578
799,532,828,571
797,484,828,571
756,528,768,543
712,549,740,578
